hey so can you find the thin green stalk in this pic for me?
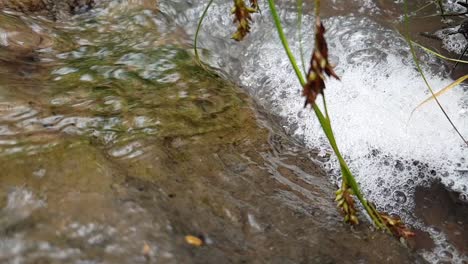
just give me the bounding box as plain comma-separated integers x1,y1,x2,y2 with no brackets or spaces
436,0,445,18
403,0,468,147
412,41,468,64
267,0,388,230
322,93,329,120
194,0,215,64
297,0,307,75
413,1,435,14
268,0,305,86
314,0,320,16
452,44,468,72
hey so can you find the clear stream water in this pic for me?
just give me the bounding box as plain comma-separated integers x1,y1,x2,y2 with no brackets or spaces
0,0,466,263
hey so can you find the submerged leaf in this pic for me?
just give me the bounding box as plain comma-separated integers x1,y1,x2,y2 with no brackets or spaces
185,235,204,246
142,242,151,255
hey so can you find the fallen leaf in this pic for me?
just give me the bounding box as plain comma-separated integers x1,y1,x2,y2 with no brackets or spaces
412,74,468,112
142,242,151,255
185,235,203,246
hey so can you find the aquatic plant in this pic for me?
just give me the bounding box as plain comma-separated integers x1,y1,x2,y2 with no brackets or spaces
267,0,414,238
194,0,436,240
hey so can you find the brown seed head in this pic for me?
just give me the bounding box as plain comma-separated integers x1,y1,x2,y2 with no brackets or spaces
303,17,339,106
231,0,257,41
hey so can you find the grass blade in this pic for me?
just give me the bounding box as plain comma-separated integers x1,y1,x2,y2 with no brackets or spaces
436,0,445,18
194,0,215,64
297,0,307,75
412,74,468,111
412,41,468,64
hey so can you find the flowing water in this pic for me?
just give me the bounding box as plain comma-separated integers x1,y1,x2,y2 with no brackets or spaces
0,0,466,263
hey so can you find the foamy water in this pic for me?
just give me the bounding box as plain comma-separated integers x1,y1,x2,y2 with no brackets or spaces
175,1,467,262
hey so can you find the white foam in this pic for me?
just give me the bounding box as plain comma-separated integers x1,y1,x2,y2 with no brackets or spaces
436,25,467,55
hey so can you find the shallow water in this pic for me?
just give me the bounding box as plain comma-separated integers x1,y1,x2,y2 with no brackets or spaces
0,0,466,263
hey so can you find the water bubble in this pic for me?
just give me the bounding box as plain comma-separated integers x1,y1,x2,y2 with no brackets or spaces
376,177,384,187
447,180,455,187
438,250,453,261
459,193,467,202
382,188,391,196
395,160,404,171
384,203,393,212
392,190,407,204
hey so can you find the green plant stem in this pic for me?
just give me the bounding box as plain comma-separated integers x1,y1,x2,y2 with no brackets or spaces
268,0,305,86
297,0,307,75
413,1,434,14
403,0,468,147
267,0,388,230
436,0,446,18
194,0,215,64
314,0,320,16
322,93,329,119
412,41,468,64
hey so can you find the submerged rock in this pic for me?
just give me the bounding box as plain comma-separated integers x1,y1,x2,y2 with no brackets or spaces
0,112,427,263
0,0,94,19
414,181,468,256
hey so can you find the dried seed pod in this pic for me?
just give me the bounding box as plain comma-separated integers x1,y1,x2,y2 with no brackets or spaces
335,184,359,225
303,17,339,106
231,0,258,41
379,213,415,239
249,0,259,11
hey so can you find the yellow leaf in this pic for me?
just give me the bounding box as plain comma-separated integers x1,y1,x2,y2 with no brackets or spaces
185,235,203,247
413,74,468,112
412,41,468,64
142,242,151,255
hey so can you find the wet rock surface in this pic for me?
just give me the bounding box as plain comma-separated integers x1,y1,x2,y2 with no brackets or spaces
0,111,426,263
0,0,94,19
414,181,468,255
